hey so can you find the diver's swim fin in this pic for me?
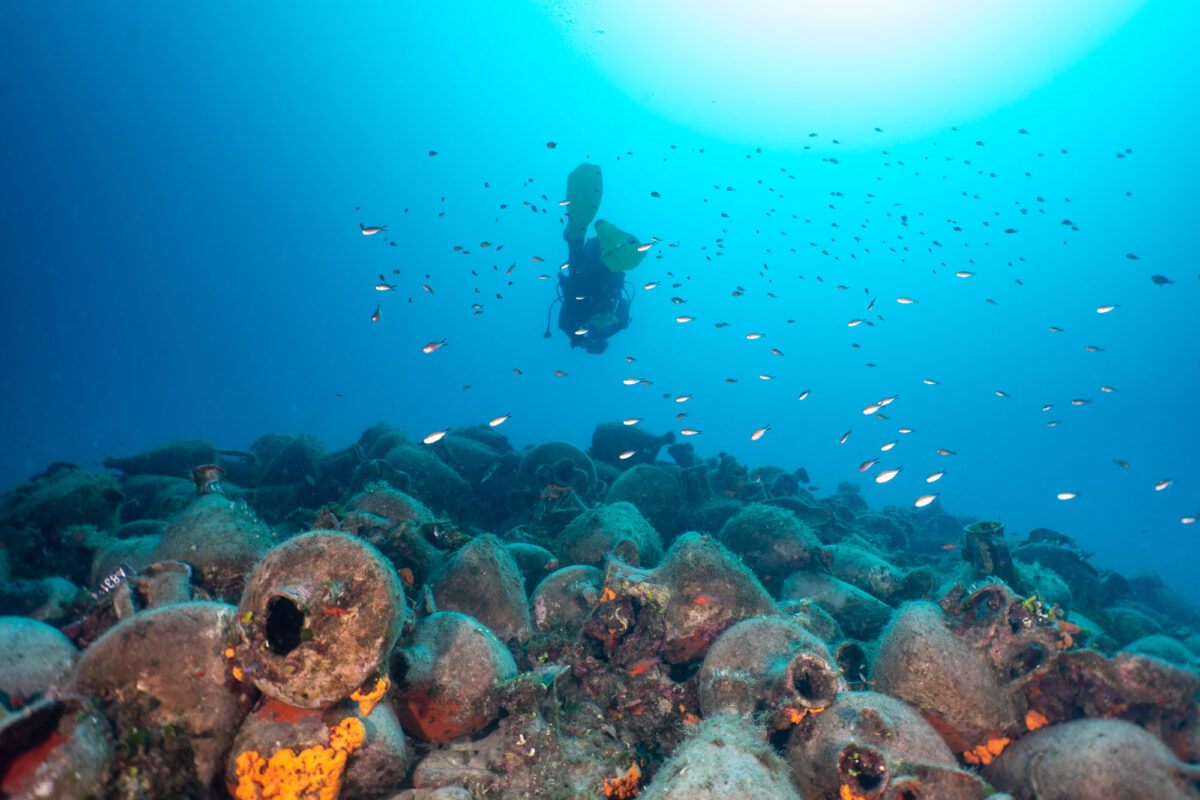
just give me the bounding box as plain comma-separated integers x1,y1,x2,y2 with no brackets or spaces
564,163,602,241
595,220,648,273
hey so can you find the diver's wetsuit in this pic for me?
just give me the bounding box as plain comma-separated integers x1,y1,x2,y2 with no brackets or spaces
557,233,630,353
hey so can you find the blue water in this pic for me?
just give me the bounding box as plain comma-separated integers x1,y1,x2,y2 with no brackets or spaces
2,2,1198,599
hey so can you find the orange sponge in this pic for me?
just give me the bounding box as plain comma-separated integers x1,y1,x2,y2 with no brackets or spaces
350,676,390,717
603,762,642,799
233,717,366,800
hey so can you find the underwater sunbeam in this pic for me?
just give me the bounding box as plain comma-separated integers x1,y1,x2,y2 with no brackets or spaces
544,0,1150,147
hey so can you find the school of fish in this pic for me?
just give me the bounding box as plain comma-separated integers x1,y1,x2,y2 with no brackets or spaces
350,130,1195,525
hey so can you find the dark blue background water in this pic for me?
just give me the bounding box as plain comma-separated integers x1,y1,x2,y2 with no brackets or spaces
2,3,1198,599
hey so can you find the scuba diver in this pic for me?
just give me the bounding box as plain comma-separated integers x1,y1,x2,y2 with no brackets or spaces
543,163,649,354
